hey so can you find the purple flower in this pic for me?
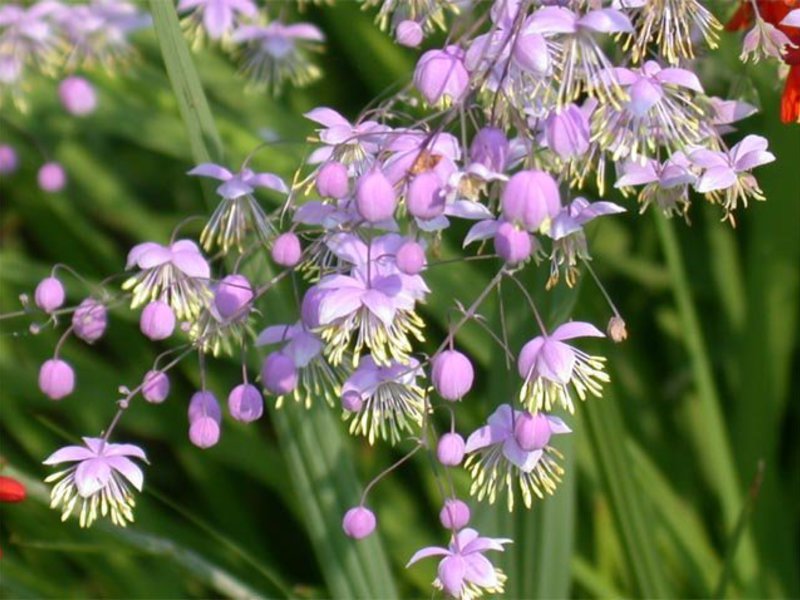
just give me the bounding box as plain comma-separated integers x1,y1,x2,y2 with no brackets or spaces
342,506,376,539
140,300,176,341
304,106,388,170
432,350,474,401
517,321,608,414
545,103,591,160
188,162,287,252
214,274,254,321
142,370,170,404
470,127,509,173
227,383,264,423
494,221,533,265
414,45,470,106
615,152,696,218
355,169,398,222
58,76,97,116
44,437,147,528
395,241,426,275
315,161,350,198
123,240,211,320
501,170,561,232
396,20,423,47
406,527,512,599
261,352,299,396
271,232,302,268
0,144,18,174
39,358,75,400
439,499,470,530
407,171,446,220
341,355,426,445
465,404,571,510
38,161,66,192
437,433,466,466
34,276,65,313
177,0,257,40
72,298,108,344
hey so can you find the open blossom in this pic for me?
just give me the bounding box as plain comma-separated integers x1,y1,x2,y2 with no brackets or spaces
616,151,697,218
312,233,429,366
340,354,426,445
122,240,211,320
518,321,609,414
188,162,287,252
465,404,571,510
44,438,147,528
233,22,325,93
407,528,512,600
304,107,388,171
177,0,257,41
740,17,795,63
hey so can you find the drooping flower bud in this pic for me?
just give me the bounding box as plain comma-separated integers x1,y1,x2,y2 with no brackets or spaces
407,172,446,220
501,170,561,230
72,298,107,343
608,316,628,342
470,127,509,172
396,241,426,275
142,370,170,404
396,20,423,47
58,76,98,116
0,144,18,175
512,31,550,75
439,498,470,530
301,287,325,329
342,506,376,539
140,300,175,341
228,383,264,422
414,45,469,105
545,104,591,160
188,390,222,423
494,221,532,264
38,359,75,400
189,417,220,449
513,412,552,451
432,350,474,401
37,162,67,193
34,276,65,313
355,169,397,222
316,161,349,198
341,390,364,412
261,352,298,395
271,232,302,268
437,433,466,466
214,274,253,320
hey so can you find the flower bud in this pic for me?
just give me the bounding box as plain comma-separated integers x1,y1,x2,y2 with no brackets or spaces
431,350,474,401
316,161,349,198
545,104,591,160
34,276,65,313
142,370,170,404
271,232,302,268
439,499,470,530
513,412,551,451
494,221,532,264
470,127,509,172
437,433,466,466
608,316,628,343
58,76,97,116
0,476,26,502
512,32,549,74
72,298,107,343
261,352,298,395
214,274,253,320
501,170,561,230
406,172,446,220
189,416,220,449
38,358,75,400
38,162,67,192
396,20,423,47
355,169,397,222
396,241,426,275
140,300,175,341
301,287,325,329
188,390,222,423
414,45,469,105
228,383,264,422
341,390,364,412
342,506,376,539
0,144,18,175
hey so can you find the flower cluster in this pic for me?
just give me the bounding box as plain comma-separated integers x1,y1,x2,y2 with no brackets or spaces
6,0,790,598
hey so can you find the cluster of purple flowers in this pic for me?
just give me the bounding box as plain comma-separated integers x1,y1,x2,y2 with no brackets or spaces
7,1,786,598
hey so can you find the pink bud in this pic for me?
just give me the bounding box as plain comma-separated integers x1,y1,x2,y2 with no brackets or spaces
513,412,552,451
0,144,18,175
341,390,363,412
437,433,466,466
58,76,97,116
501,170,561,230
406,172,446,220
316,161,349,198
470,127,509,172
189,416,220,449
355,170,397,222
227,383,264,422
38,359,75,400
396,20,423,47
396,241,426,275
494,221,532,264
37,162,67,193
414,45,469,105
431,350,474,401
439,499,470,530
188,390,222,423
34,276,65,313
261,352,298,395
142,370,170,404
72,298,107,343
271,232,302,268
342,506,376,539
140,300,175,340
214,274,253,320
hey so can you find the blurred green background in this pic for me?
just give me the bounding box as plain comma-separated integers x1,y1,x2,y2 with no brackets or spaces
1,2,799,598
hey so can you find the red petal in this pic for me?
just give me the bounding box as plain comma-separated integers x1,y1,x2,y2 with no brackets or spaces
0,476,26,503
725,2,753,30
780,66,800,123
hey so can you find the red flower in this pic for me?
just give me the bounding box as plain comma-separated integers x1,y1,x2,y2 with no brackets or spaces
0,476,25,503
